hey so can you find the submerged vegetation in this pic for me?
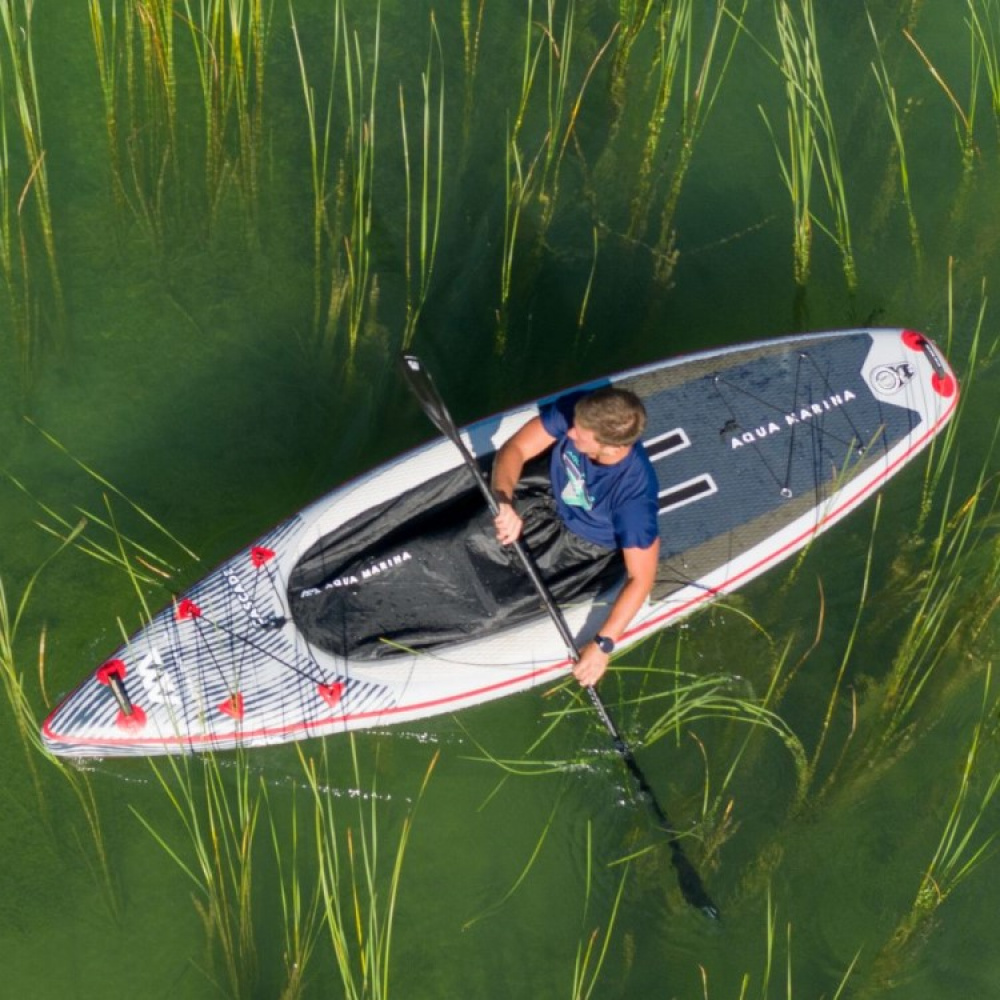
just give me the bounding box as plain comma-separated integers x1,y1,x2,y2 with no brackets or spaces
1,1,1000,998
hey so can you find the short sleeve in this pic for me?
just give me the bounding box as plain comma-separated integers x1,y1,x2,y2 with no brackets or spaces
539,392,585,438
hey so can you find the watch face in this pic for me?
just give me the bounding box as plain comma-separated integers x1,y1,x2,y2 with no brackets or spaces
596,635,614,654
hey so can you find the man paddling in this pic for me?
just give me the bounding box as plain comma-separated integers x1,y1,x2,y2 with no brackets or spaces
491,387,660,687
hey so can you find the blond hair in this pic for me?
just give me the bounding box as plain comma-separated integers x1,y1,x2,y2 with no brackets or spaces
574,388,646,446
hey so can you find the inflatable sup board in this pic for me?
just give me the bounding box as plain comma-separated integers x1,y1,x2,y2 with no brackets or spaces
42,329,958,757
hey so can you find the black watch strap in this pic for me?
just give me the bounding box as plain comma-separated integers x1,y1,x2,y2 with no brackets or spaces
594,634,615,654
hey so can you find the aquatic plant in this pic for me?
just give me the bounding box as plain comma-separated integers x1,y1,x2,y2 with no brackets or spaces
570,821,630,1000
905,25,979,171
459,0,485,153
180,0,272,234
868,10,921,257
291,0,381,371
301,737,438,999
761,0,855,290
854,667,1000,996
0,540,121,920
122,0,178,243
263,781,324,1000
968,0,1000,139
498,0,616,345
652,0,747,279
620,0,746,266
137,750,263,997
399,14,444,349
0,0,63,369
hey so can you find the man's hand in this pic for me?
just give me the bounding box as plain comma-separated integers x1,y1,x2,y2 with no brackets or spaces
493,501,523,546
573,641,611,687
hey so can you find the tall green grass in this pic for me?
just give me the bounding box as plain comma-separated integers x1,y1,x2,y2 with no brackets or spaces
497,0,617,346
760,0,855,290
698,889,860,998
0,0,64,374
905,25,978,171
969,0,1000,138
626,0,746,250
868,11,921,257
137,751,262,997
301,737,438,999
854,668,1000,997
570,821,630,1000
0,539,121,920
291,0,381,371
180,0,272,234
399,14,444,349
89,0,270,243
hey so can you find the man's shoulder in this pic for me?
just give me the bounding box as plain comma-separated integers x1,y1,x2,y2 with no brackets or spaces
624,443,660,496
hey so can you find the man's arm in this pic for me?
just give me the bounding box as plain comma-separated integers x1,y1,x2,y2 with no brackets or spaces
491,416,556,545
573,537,660,687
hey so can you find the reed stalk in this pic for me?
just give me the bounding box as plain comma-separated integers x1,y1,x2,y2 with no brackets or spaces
292,0,380,371
290,0,341,341
868,10,920,257
905,25,978,170
761,1,815,286
653,0,747,278
263,782,324,1000
180,0,271,233
88,0,179,243
626,0,692,242
0,0,64,344
499,120,538,342
917,261,990,525
570,822,630,1000
0,68,33,377
459,0,485,156
498,0,614,346
626,0,744,247
968,0,1000,138
576,224,599,334
399,14,444,349
857,669,1000,995
137,750,262,997
89,0,134,230
496,0,551,342
0,537,121,920
607,0,655,121
761,0,855,290
300,737,438,999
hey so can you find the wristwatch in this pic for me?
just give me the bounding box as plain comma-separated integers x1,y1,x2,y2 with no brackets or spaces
594,634,615,655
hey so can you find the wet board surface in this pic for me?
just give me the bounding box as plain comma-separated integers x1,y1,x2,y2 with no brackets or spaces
42,329,958,756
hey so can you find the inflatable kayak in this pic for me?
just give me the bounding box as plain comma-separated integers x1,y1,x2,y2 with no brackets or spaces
42,329,958,756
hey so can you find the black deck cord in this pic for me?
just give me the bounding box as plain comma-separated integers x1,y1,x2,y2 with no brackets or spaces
400,353,720,920
177,601,329,688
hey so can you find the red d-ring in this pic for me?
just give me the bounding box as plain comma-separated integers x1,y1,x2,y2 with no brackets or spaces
177,598,202,620
218,693,245,720
251,546,275,568
318,682,345,707
116,705,147,731
96,659,127,685
931,372,957,397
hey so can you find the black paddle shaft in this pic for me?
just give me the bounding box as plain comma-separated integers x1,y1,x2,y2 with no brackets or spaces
400,352,719,920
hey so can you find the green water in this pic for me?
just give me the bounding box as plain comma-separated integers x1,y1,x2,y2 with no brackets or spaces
1,1,999,996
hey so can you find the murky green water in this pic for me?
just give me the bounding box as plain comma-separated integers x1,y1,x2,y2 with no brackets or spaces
1,1,999,997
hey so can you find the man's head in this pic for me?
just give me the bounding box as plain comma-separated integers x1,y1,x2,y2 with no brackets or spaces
569,388,646,464
574,388,646,446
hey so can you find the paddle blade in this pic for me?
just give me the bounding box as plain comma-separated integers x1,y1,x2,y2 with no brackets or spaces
399,353,459,444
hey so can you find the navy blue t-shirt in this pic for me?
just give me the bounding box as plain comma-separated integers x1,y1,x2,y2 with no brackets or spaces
539,393,659,550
